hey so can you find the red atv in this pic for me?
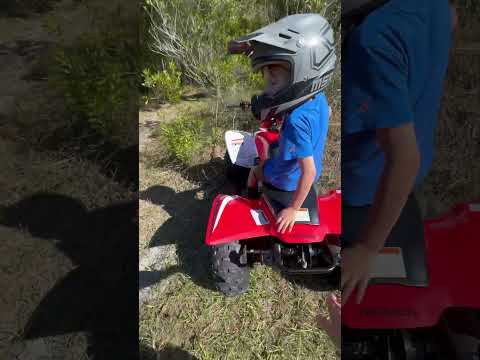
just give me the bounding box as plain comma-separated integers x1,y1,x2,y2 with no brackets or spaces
342,201,480,359
204,102,341,296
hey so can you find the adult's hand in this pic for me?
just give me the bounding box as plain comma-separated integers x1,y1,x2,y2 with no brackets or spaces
317,294,341,349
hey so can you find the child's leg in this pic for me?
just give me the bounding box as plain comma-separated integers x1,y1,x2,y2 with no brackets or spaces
246,163,266,198
247,132,270,198
247,167,257,188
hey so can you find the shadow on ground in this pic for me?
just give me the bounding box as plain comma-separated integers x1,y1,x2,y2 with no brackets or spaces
1,192,138,359
281,270,340,292
139,183,216,292
139,158,239,294
140,343,199,360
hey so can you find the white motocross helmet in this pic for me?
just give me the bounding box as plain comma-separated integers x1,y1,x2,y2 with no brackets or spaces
228,14,337,121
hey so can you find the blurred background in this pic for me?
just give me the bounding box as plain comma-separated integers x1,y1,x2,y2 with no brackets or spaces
417,0,480,216
1,0,138,359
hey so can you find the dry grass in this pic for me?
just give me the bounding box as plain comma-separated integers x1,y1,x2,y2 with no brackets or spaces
0,225,89,360
0,137,134,359
419,5,480,216
0,140,134,209
140,267,337,360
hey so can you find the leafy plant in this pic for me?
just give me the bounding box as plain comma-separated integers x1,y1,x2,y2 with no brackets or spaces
142,61,182,104
49,32,138,147
159,115,206,165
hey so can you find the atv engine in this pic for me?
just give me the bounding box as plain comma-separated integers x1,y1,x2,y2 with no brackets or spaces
241,238,339,275
273,242,336,272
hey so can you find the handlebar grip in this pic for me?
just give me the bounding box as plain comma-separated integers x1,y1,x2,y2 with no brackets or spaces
225,102,251,109
227,40,251,55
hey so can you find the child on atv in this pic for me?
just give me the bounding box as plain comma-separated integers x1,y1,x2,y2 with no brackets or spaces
340,0,457,305
229,13,337,234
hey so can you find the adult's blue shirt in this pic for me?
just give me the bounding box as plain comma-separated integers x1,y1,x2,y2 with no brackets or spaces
342,0,454,206
264,93,330,191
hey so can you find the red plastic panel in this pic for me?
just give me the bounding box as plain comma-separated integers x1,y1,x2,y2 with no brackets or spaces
342,203,480,329
205,190,342,246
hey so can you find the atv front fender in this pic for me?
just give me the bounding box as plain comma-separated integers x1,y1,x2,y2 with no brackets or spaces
205,194,272,246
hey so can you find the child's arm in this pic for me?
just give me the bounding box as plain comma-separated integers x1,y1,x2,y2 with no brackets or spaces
276,156,316,234
341,122,420,305
290,157,316,210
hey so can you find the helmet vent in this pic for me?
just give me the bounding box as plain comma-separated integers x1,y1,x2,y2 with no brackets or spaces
287,28,300,34
278,33,292,40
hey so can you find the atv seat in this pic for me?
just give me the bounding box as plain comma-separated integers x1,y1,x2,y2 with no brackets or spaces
262,182,320,225
342,194,429,287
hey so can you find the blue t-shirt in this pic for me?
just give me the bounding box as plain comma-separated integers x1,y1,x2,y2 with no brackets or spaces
263,93,329,191
342,0,453,206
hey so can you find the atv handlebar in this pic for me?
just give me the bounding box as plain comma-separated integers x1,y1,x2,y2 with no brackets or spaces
227,40,251,55
226,101,251,111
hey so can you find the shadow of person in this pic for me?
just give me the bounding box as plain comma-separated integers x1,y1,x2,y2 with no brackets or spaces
139,267,180,291
139,184,216,291
0,192,138,360
138,157,243,295
140,343,199,360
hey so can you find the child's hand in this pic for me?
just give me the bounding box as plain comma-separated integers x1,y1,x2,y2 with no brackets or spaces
276,207,297,233
341,243,377,305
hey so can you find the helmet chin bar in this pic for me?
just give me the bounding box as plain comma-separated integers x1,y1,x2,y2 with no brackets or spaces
251,74,332,121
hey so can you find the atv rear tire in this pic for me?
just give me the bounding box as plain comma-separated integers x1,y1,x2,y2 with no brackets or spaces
211,241,249,296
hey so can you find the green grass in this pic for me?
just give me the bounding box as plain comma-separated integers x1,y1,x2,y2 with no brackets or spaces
139,266,337,360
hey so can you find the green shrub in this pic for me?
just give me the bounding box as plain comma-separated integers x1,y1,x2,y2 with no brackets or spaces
142,61,182,104
145,0,264,90
144,0,340,94
159,115,206,165
50,37,138,146
43,2,139,147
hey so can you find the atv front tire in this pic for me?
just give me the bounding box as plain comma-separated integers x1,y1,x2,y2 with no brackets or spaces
211,241,250,296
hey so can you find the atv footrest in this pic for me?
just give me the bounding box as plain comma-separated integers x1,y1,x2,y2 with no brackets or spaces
275,263,337,275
